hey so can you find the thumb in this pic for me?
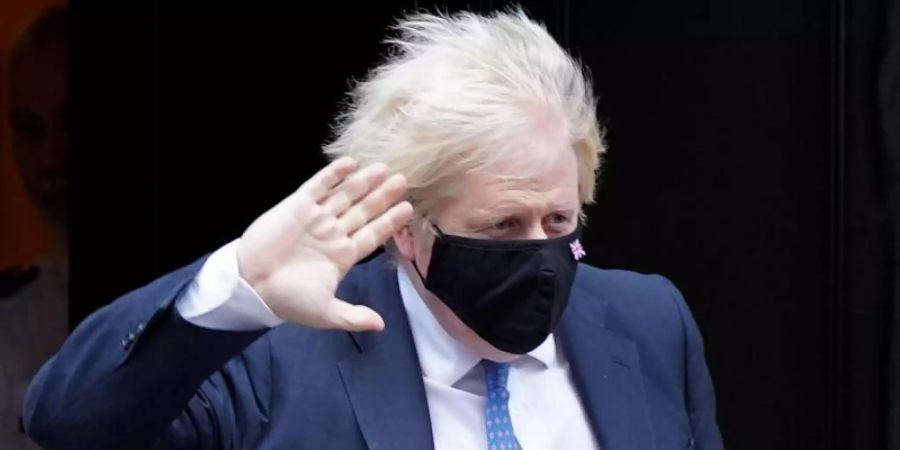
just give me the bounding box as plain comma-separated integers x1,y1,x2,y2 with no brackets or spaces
324,299,386,332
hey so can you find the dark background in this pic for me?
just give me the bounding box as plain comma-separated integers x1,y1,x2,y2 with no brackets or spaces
70,1,896,449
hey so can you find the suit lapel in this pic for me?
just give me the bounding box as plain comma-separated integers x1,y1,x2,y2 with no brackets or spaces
337,254,435,450
558,268,657,450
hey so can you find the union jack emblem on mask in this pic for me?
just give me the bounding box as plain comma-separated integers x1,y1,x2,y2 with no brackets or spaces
569,239,586,260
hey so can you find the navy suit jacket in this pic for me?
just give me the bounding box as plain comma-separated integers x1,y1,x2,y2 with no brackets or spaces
24,252,723,450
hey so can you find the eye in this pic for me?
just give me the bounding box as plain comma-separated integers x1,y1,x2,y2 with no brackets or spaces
544,212,575,236
548,213,570,224
490,219,516,232
10,110,46,142
545,213,573,229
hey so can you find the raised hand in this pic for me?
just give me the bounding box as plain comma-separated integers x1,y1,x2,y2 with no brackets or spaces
236,157,413,332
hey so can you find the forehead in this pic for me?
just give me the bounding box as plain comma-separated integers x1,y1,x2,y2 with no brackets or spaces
441,137,580,218
474,147,576,191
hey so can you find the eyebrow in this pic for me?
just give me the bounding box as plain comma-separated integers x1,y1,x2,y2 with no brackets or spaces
468,201,578,222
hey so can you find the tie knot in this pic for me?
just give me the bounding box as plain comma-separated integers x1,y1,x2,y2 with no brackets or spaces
481,360,511,391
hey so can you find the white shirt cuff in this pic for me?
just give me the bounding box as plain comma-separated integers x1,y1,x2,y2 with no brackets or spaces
175,239,284,331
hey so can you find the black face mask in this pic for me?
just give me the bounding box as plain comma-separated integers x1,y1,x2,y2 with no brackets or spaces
413,225,586,354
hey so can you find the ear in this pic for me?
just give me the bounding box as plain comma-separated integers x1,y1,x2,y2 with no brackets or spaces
393,225,416,260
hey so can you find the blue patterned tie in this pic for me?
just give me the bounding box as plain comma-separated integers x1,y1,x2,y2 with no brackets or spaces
482,360,521,450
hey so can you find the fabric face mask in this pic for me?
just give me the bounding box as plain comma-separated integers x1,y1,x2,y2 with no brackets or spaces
413,225,586,354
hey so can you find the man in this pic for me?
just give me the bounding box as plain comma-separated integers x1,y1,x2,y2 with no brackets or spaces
25,8,723,450
0,8,68,450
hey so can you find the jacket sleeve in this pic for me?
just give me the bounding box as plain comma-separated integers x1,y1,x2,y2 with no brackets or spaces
660,276,725,450
22,256,273,450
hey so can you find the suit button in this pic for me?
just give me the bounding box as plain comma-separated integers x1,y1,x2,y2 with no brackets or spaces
122,331,137,350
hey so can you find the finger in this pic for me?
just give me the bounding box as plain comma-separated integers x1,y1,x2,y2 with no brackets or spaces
323,299,385,332
350,200,414,258
320,163,390,216
339,173,408,235
296,157,358,203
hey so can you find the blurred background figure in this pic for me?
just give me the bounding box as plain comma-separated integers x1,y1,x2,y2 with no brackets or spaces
0,5,68,449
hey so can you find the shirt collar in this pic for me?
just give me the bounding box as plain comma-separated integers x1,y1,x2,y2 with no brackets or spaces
528,333,557,368
397,264,557,387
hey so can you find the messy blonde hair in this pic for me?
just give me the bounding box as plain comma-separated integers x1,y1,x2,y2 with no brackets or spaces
323,6,606,223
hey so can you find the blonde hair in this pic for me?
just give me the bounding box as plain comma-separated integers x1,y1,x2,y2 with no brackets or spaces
323,6,606,222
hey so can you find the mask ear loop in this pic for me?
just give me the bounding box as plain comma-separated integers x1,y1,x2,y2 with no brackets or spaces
409,217,444,286
411,259,428,285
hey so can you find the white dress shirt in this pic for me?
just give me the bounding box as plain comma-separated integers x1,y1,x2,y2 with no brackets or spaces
176,240,600,449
